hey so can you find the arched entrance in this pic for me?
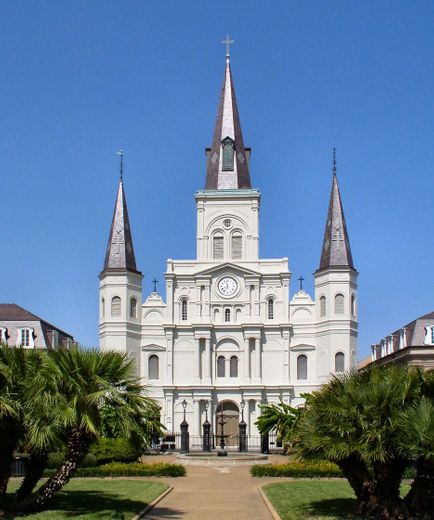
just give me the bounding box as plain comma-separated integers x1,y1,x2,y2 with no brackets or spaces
215,401,239,447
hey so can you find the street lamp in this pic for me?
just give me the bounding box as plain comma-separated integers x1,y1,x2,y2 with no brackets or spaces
204,400,209,422
239,398,247,453
240,399,245,421
180,399,189,454
202,400,211,452
182,399,187,422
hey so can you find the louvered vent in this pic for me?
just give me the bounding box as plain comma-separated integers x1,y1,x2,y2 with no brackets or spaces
213,235,224,259
232,234,242,259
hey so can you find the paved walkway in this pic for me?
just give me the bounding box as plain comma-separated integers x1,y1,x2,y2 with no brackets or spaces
142,454,287,519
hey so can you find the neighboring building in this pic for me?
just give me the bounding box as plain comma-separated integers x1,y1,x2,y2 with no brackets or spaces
0,303,74,350
99,53,358,440
366,311,434,370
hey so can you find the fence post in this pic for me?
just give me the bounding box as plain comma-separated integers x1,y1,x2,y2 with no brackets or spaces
239,419,247,452
202,419,211,452
261,432,269,454
180,420,190,454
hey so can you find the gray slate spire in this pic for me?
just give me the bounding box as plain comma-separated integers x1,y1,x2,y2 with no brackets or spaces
205,56,251,190
103,178,140,274
318,150,354,271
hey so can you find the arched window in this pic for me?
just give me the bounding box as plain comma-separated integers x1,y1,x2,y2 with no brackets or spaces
217,356,225,377
268,299,274,320
101,297,105,318
222,137,234,170
231,233,242,259
351,294,356,316
181,299,188,321
335,352,345,372
111,296,121,317
225,308,231,322
335,294,344,314
130,297,137,319
320,296,326,317
230,356,238,377
148,355,159,379
213,234,224,259
297,354,307,380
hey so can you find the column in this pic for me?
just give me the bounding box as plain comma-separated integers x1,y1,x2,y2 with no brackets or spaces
195,339,201,381
204,338,211,382
244,337,250,380
254,338,261,380
194,400,201,436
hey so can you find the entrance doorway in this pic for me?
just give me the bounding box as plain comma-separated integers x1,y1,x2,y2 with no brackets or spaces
215,401,239,447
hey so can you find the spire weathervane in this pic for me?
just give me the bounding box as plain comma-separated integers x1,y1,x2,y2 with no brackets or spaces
332,147,337,177
222,34,234,62
117,150,124,181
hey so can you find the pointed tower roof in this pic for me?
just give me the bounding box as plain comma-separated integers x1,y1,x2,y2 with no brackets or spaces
102,176,140,274
205,54,251,190
318,150,355,271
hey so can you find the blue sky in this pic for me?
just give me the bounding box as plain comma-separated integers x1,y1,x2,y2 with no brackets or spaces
1,1,433,359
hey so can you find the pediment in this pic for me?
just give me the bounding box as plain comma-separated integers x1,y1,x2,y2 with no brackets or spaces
141,344,166,352
196,262,259,277
290,343,316,351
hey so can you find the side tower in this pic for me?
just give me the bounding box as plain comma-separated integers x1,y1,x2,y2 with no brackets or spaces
314,150,358,379
99,158,143,354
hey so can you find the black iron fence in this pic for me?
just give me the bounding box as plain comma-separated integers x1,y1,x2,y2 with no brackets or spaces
157,432,283,454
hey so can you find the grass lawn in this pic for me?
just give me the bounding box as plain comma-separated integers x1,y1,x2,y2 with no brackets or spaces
263,480,410,520
6,479,168,520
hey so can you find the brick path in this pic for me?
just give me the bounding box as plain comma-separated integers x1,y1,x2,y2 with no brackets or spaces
142,454,287,519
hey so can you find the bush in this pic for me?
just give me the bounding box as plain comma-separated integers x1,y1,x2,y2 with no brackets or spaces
80,453,98,467
43,461,186,478
251,461,343,478
91,438,141,464
47,452,64,469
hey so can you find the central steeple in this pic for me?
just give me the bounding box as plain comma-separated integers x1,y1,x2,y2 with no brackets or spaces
205,51,251,190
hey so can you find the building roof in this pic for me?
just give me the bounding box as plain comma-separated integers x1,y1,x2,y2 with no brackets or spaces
205,56,251,190
102,178,140,274
0,303,74,339
391,311,434,347
318,150,354,271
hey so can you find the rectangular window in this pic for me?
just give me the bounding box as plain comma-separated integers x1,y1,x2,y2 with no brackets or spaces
0,328,6,343
213,236,224,259
20,329,30,347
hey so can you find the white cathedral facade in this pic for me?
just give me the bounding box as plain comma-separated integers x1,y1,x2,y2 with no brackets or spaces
99,54,358,440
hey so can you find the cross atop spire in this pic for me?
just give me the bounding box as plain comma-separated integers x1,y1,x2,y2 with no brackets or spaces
117,150,124,180
222,35,234,62
318,150,355,271
205,50,251,190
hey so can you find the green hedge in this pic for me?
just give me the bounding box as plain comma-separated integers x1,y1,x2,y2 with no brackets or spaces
91,438,141,464
43,462,185,478
47,452,98,469
251,461,343,478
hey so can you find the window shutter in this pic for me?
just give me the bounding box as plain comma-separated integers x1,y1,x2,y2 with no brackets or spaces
232,234,242,259
213,235,224,259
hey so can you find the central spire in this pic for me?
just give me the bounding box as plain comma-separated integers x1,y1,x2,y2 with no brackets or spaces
205,44,251,190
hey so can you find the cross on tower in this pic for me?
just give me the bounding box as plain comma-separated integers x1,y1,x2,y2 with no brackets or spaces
152,278,159,293
117,150,124,180
222,35,234,58
298,276,305,291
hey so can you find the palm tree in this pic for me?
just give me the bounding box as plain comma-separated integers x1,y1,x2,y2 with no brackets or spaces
18,348,159,512
256,400,300,448
0,346,44,504
293,366,430,518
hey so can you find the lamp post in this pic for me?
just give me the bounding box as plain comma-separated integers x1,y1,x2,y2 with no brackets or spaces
180,399,189,454
239,399,247,452
217,403,228,456
202,400,211,452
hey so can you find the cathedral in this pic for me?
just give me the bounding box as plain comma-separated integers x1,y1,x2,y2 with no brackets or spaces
99,52,358,442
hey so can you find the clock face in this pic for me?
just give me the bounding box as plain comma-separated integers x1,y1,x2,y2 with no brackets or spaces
218,277,238,297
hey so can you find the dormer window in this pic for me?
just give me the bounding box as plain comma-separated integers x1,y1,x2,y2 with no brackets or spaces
0,328,7,343
17,328,34,348
222,137,235,171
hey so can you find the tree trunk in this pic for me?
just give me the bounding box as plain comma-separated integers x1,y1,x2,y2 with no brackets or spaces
336,454,373,516
0,430,18,505
400,458,434,519
16,429,93,513
365,458,405,519
14,451,47,503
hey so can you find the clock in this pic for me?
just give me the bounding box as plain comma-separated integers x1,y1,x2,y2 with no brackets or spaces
218,277,238,297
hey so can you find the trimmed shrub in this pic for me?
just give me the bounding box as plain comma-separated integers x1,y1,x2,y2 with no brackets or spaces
43,461,185,478
80,453,98,467
47,452,63,469
91,438,141,464
251,461,342,478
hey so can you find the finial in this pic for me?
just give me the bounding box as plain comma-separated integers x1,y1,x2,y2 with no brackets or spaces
222,35,234,63
152,278,159,293
298,275,305,291
332,147,337,177
117,150,124,181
